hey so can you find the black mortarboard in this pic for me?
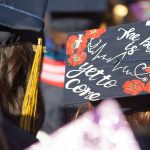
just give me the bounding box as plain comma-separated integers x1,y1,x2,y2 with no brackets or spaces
0,0,47,132
64,20,150,111
0,0,47,46
0,0,46,31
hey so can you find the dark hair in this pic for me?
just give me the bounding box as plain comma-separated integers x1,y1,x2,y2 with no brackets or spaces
0,43,45,134
117,95,150,133
126,111,150,133
74,102,93,119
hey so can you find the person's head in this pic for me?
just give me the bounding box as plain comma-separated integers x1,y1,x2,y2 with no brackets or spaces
0,0,47,134
75,94,150,135
117,95,150,133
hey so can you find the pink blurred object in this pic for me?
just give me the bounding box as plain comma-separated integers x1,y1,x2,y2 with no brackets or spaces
130,1,150,21
27,100,140,150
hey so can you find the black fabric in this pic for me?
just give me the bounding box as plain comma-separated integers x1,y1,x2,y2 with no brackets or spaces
117,94,150,112
40,83,64,133
1,118,38,150
0,25,40,47
135,132,150,150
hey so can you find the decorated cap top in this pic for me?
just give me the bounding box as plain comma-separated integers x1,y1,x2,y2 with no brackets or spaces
64,20,150,110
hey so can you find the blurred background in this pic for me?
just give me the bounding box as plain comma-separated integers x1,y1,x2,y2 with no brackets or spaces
39,0,150,134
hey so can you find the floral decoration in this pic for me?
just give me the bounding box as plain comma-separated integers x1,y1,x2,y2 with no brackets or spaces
144,81,150,93
66,35,87,55
145,66,150,73
123,80,144,96
68,52,87,67
66,28,106,67
144,65,150,77
85,28,106,39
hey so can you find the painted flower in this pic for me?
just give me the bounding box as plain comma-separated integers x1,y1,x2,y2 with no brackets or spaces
144,81,150,93
68,52,87,66
123,80,144,96
66,35,87,55
85,28,106,39
145,67,150,73
144,65,150,77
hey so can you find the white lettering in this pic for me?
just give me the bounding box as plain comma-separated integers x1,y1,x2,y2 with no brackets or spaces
117,28,140,41
65,79,101,101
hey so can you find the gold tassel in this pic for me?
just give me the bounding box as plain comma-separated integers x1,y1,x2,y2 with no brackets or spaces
20,38,45,132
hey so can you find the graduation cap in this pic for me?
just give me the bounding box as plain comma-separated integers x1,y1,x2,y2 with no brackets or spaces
64,20,150,111
0,0,47,132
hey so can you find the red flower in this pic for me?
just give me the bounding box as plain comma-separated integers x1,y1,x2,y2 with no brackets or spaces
85,28,106,39
66,35,87,55
123,80,144,96
145,67,150,73
144,81,150,93
68,52,87,66
144,65,150,77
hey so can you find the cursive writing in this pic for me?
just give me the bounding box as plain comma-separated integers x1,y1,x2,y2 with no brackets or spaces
65,79,100,101
66,62,117,88
87,27,150,81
